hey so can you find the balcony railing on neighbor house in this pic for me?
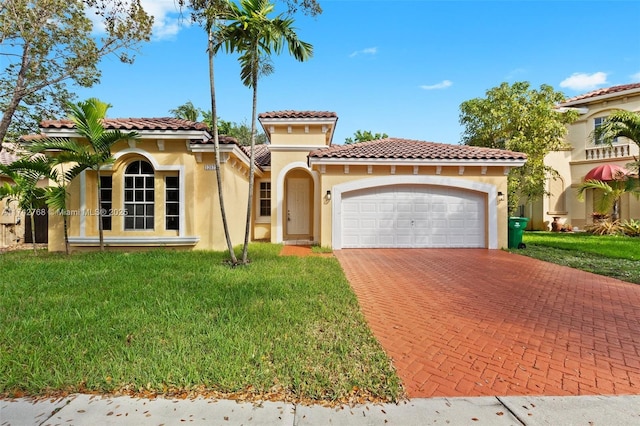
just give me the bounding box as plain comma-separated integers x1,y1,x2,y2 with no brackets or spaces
585,144,631,160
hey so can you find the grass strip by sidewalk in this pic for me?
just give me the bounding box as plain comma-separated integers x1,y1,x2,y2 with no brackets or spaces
0,244,403,403
511,232,640,284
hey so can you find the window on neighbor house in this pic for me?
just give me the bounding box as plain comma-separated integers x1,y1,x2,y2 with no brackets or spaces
100,175,112,231
124,160,154,230
594,116,618,145
259,181,271,217
165,176,179,230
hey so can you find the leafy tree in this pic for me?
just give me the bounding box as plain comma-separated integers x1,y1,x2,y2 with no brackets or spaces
173,107,268,146
0,0,153,149
27,98,138,251
169,101,201,122
459,82,579,215
216,118,268,146
578,178,640,222
0,158,49,254
218,0,313,264
345,130,389,144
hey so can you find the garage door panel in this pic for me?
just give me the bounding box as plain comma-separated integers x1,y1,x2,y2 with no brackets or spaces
341,184,485,248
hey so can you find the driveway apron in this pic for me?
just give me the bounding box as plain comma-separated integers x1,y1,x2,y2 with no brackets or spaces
334,249,640,398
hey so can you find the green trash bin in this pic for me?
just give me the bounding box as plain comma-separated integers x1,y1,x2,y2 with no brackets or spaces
508,217,529,249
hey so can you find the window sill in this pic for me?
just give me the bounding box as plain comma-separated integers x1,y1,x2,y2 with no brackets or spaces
255,217,271,224
68,236,199,246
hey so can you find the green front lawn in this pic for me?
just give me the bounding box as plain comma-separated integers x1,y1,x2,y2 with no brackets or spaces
513,232,640,283
0,244,403,403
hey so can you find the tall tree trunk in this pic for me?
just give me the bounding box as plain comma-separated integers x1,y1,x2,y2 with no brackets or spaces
241,65,258,264
61,165,70,255
30,212,37,255
208,23,237,264
63,212,70,255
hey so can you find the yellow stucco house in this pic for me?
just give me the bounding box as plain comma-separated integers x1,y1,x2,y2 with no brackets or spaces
40,110,527,252
529,83,640,230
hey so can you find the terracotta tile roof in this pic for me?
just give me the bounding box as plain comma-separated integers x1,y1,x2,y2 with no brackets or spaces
309,138,527,161
241,144,271,167
560,82,640,105
258,111,337,119
41,117,209,131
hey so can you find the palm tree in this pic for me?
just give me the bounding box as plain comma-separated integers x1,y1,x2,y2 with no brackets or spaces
0,160,49,254
169,101,201,122
176,0,238,264
577,178,640,222
27,98,138,251
218,0,313,263
594,110,640,146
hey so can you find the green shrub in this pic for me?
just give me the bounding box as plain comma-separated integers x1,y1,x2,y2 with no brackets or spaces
620,219,640,237
585,220,621,235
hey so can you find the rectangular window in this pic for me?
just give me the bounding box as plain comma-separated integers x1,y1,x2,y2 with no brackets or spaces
259,181,271,217
165,176,179,230
594,117,617,145
99,175,112,231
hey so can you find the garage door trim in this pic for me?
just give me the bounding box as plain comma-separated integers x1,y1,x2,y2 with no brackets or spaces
331,176,498,250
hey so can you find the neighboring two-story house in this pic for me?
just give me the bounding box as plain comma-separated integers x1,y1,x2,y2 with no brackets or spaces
528,83,640,230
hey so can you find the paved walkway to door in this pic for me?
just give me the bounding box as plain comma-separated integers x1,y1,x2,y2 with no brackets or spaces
334,249,640,398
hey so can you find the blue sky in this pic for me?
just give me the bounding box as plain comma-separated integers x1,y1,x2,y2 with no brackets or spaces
75,0,640,145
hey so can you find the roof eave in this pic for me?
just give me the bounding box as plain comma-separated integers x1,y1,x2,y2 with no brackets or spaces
308,157,527,167
42,127,211,141
560,87,640,107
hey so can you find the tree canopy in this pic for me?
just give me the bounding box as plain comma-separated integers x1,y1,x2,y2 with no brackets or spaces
459,81,579,214
0,0,153,148
345,130,389,144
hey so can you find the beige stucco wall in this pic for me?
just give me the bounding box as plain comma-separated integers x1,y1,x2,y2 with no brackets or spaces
269,147,324,242
268,125,330,147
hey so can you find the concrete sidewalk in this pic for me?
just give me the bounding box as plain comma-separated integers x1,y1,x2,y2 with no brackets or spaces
2,394,640,425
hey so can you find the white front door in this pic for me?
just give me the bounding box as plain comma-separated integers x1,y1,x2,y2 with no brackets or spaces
287,178,310,235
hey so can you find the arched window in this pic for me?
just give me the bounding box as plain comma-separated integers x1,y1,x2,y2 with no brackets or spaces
124,160,154,230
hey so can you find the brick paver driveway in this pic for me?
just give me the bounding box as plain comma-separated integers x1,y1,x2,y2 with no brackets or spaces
334,249,640,398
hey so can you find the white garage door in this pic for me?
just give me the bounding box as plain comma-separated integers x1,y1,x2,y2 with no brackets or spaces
341,184,486,248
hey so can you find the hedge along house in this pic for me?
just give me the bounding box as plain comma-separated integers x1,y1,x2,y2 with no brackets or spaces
40,111,526,252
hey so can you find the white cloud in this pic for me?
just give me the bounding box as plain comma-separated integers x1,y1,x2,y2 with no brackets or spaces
349,47,377,58
420,80,453,90
87,0,186,40
140,0,186,40
631,72,640,82
559,72,608,91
